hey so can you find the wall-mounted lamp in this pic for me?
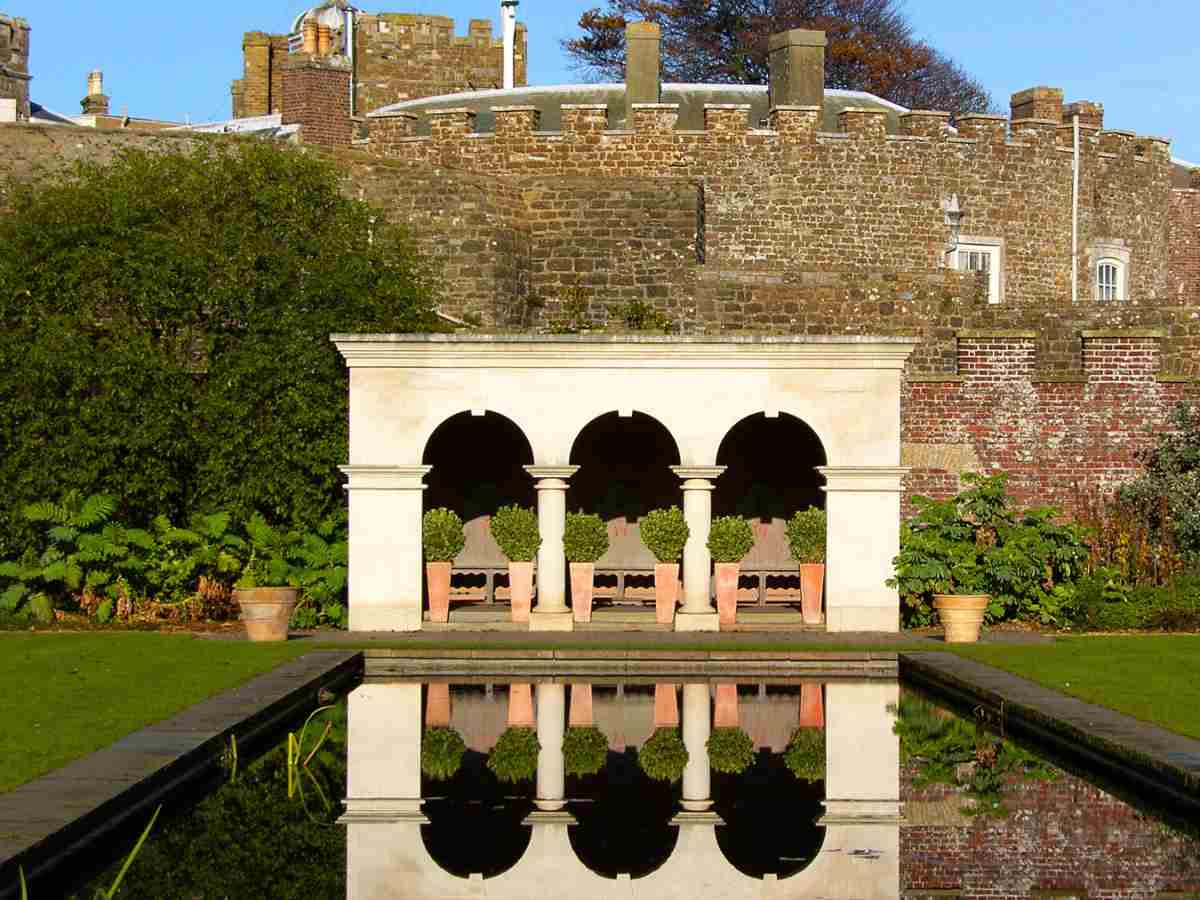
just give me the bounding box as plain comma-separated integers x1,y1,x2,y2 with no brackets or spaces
942,194,963,265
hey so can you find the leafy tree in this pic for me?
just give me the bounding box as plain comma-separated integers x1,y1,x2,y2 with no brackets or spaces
0,140,439,555
564,0,992,118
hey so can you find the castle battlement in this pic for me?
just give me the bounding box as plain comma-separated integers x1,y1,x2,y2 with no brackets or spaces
0,12,31,121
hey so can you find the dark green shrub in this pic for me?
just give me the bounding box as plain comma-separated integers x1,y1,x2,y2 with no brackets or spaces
487,726,540,783
421,727,467,781
786,507,826,564
564,512,609,563
490,505,540,562
563,725,609,777
640,507,689,563
707,516,755,564
423,508,465,563
145,511,246,602
783,728,825,782
638,727,689,783
1147,570,1200,630
1120,403,1200,562
706,726,755,774
290,518,348,629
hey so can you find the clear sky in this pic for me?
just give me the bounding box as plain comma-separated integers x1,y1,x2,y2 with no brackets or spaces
7,0,1198,163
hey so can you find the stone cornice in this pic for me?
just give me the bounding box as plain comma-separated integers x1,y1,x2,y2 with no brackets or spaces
340,465,431,490
818,466,908,492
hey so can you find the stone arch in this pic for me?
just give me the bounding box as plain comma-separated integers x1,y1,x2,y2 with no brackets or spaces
422,410,536,521
419,806,533,879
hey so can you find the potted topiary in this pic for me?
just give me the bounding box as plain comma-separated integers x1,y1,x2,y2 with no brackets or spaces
787,507,827,626
422,726,467,781
487,726,540,783
564,512,609,623
423,508,465,624
563,725,609,777
233,514,299,642
640,506,689,625
707,516,755,625
490,505,541,623
707,726,755,775
783,727,825,783
638,727,689,783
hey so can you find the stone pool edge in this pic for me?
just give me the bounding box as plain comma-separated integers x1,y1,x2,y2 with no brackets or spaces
0,649,363,900
900,651,1200,819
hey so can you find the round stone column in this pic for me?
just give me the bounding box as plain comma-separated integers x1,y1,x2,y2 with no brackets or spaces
670,466,725,632
535,682,567,811
680,682,712,811
524,465,579,632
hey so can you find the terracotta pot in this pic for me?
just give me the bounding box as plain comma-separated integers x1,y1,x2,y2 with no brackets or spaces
714,683,739,728
569,683,594,727
799,682,824,728
234,587,297,642
653,683,679,727
654,562,679,625
799,563,825,625
426,682,451,727
570,562,595,623
508,683,535,727
715,562,740,626
508,561,534,623
933,594,989,644
426,561,452,623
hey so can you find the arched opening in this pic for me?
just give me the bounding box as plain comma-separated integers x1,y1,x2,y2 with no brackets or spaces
713,413,827,610
422,412,535,612
568,412,681,609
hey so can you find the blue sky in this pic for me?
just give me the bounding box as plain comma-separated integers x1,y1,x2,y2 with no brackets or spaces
8,0,1198,163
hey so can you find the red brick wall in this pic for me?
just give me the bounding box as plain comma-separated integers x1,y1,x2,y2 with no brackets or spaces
281,58,352,149
901,764,1200,897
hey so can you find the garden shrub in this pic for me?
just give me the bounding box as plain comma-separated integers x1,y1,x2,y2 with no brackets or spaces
563,512,609,563
1072,567,1200,632
707,516,755,564
1120,403,1200,562
421,727,467,781
0,141,439,557
640,507,689,563
489,505,541,562
706,726,755,774
782,728,825,783
422,508,466,563
487,726,540,783
638,727,688,783
786,507,827,564
562,725,609,777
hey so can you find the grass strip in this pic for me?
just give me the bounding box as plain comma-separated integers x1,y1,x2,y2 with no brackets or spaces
0,633,308,793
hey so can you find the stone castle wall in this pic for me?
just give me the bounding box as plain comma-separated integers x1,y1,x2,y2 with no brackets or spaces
0,13,30,121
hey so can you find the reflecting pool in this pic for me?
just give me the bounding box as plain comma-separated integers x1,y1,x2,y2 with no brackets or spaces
77,678,1200,899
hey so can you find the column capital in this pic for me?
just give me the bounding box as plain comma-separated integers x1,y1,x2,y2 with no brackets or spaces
671,465,727,484
523,465,580,483
340,464,432,491
337,797,429,823
817,466,908,493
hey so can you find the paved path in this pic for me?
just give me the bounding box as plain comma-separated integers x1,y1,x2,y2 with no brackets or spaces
902,651,1200,817
0,650,362,900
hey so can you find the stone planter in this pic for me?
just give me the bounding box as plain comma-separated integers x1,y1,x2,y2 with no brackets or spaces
799,563,825,625
654,562,679,625
570,562,595,623
426,682,451,727
508,561,535,623
714,562,740,626
426,561,452,623
653,683,679,727
799,682,824,728
569,683,594,727
714,683,739,728
933,594,990,643
234,587,297,642
508,683,535,727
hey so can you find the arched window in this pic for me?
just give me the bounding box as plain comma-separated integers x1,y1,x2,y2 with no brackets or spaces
1096,259,1124,303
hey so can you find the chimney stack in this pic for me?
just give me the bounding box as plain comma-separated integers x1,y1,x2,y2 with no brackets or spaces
302,18,319,55
501,0,519,90
1011,86,1063,123
625,21,661,124
317,23,332,56
769,29,826,115
81,69,109,116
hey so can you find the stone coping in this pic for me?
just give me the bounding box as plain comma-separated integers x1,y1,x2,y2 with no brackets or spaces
1031,373,1088,383
1158,373,1200,383
330,332,922,345
957,329,1038,339
1080,328,1168,339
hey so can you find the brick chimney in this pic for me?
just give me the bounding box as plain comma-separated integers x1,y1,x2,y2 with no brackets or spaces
1064,100,1104,130
317,23,332,56
1011,86,1062,123
302,18,319,55
769,29,826,112
281,55,352,148
80,69,110,116
625,21,661,124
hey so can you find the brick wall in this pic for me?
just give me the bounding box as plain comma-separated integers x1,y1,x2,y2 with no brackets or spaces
281,58,352,148
901,764,1200,897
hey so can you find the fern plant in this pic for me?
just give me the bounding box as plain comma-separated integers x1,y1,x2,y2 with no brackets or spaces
145,511,246,601
236,513,302,588
291,517,348,628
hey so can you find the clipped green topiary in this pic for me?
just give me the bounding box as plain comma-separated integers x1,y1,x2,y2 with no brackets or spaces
563,725,609,777
640,507,689,564
707,516,755,564
564,512,609,563
423,508,466,563
487,726,540,783
706,726,756,774
421,726,467,781
783,727,826,783
638,727,689,783
490,505,541,563
786,507,827,564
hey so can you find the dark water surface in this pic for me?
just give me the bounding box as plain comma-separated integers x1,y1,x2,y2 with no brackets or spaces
76,678,1200,899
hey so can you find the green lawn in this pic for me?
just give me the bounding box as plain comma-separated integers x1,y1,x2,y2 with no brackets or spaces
0,633,308,793
954,635,1200,740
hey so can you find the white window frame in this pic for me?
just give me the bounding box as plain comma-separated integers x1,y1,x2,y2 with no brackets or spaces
1087,239,1130,304
952,236,1004,305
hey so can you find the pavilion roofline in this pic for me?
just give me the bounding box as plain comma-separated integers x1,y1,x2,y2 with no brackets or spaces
330,333,921,345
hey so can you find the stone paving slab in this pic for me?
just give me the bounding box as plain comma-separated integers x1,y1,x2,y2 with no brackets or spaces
901,651,1200,817
0,650,362,900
